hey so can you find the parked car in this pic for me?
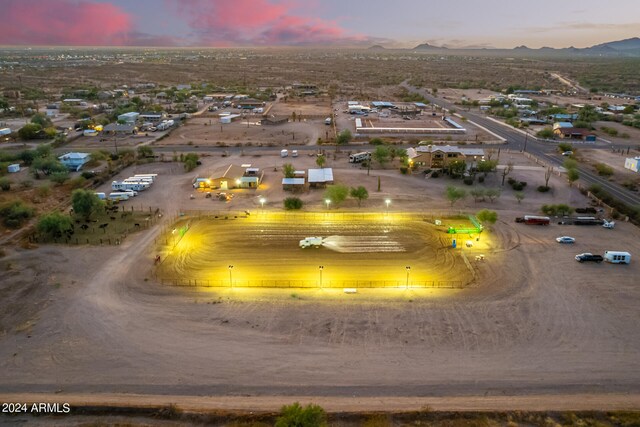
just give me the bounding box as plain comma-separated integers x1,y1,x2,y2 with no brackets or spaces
556,236,576,244
575,253,604,263
562,151,574,156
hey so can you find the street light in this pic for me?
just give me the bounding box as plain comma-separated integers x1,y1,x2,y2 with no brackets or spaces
235,179,241,188
405,266,411,289
259,197,266,209
228,265,234,287
319,265,324,288
385,198,391,213
325,199,331,209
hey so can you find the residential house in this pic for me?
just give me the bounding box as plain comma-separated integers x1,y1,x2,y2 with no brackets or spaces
103,123,136,135
553,127,596,141
624,157,640,173
407,145,485,169
58,152,90,172
118,112,139,124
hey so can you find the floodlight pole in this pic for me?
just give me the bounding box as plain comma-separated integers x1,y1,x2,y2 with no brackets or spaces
228,265,234,288
319,265,324,288
406,266,411,289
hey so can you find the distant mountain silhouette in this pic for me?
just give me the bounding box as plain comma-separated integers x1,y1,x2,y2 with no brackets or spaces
413,43,447,50
367,45,386,50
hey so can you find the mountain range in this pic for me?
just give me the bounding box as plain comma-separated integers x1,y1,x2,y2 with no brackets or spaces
370,37,640,57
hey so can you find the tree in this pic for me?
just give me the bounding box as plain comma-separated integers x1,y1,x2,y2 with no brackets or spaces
275,402,327,427
501,162,514,186
536,128,555,138
50,171,70,185
563,158,578,170
336,129,352,145
283,197,303,210
477,160,497,176
315,154,326,168
37,211,73,238
445,186,466,206
183,153,199,172
0,200,35,228
372,145,390,167
324,184,349,206
485,188,501,203
18,123,42,140
577,104,599,127
557,142,573,153
369,137,384,145
470,188,485,203
35,144,52,158
515,191,525,204
448,160,467,178
18,150,36,166
567,168,579,186
71,189,103,219
349,186,369,207
282,163,295,178
31,157,67,177
137,146,154,158
476,209,498,227
30,113,53,128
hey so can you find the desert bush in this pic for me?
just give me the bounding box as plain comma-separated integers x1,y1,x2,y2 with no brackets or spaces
537,185,551,192
0,200,35,228
0,177,11,191
275,403,327,427
283,197,303,210
595,163,614,177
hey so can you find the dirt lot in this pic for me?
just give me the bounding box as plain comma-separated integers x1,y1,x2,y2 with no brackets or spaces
1,149,639,407
578,147,640,189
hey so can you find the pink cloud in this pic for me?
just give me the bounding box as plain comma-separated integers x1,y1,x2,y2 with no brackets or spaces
0,0,132,46
171,0,364,46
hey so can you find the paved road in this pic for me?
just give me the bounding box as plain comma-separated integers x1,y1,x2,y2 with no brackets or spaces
401,83,640,208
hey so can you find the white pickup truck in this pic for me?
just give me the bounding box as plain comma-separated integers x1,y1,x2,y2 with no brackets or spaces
299,237,323,248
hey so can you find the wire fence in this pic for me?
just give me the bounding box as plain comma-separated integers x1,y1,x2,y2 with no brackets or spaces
159,278,467,289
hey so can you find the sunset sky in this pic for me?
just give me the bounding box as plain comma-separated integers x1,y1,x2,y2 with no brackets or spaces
1,0,638,48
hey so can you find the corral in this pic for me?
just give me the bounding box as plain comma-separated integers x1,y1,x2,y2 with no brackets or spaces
155,213,479,288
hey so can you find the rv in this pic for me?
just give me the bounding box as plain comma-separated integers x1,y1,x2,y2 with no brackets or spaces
108,192,130,201
573,216,604,225
603,251,631,264
133,174,158,182
515,215,550,225
124,177,153,184
281,149,289,158
111,181,149,191
94,192,106,200
349,152,371,163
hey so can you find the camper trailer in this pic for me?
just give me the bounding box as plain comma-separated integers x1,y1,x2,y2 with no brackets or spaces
603,251,631,264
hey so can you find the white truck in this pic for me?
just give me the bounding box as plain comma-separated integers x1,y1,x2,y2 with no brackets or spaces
603,219,615,229
299,237,323,248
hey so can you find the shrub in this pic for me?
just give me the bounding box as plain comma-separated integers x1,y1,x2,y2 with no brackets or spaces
0,177,11,191
68,176,87,189
400,167,408,174
275,403,327,427
595,163,614,177
478,176,485,183
20,180,34,189
507,177,516,186
0,200,35,228
537,185,551,192
511,181,526,191
557,142,573,153
463,177,473,185
37,211,73,238
37,185,51,197
283,197,303,210
81,171,96,179
431,171,439,178
50,171,70,185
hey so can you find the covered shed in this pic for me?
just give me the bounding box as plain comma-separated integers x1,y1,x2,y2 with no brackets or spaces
282,178,305,191
58,152,90,171
308,168,334,188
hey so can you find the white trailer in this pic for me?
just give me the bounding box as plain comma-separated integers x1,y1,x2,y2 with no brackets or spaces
603,251,631,264
108,192,130,201
111,181,149,191
349,152,371,163
133,174,158,181
281,149,289,158
299,237,323,248
124,177,153,184
94,192,106,200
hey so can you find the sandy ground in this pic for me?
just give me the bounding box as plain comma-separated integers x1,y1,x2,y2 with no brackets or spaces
578,148,640,188
1,150,639,409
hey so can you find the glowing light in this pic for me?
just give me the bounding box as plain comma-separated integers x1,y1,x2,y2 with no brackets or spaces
259,197,266,208
325,199,331,209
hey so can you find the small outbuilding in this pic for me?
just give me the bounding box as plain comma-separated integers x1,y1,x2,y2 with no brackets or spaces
282,178,305,191
624,157,640,173
58,152,90,172
308,168,334,188
7,164,20,173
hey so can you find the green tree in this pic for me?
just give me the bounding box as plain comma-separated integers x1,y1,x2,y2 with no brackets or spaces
0,97,8,110
275,402,327,427
18,123,43,140
71,189,103,219
35,144,52,158
372,145,390,167
30,113,53,128
349,186,369,207
477,160,497,176
369,137,384,145
37,211,73,237
567,168,579,187
476,209,498,227
515,191,525,204
31,157,67,177
0,200,35,228
563,158,578,170
557,142,573,153
50,171,70,185
324,184,349,206
282,163,295,178
485,188,501,202
448,160,467,178
315,155,326,168
536,128,555,138
0,177,11,191
577,105,599,126
18,150,36,166
44,127,58,139
183,153,199,172
137,146,154,158
283,197,303,210
445,186,466,206
336,129,352,145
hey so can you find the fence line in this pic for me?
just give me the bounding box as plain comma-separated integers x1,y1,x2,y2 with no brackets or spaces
159,277,468,289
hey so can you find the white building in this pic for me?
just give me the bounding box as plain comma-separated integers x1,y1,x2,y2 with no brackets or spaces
624,157,640,173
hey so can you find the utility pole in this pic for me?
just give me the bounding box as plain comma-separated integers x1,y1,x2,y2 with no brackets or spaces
523,131,529,153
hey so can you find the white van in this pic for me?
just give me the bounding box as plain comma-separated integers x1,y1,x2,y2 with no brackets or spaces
603,251,631,264
292,150,298,157
280,149,289,158
325,117,332,125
